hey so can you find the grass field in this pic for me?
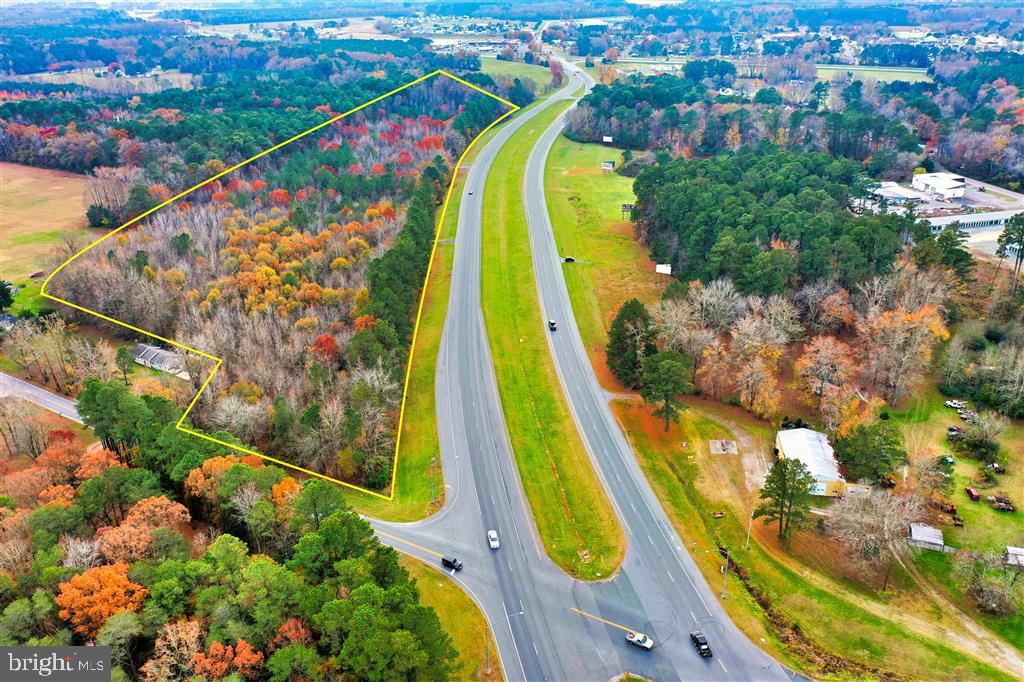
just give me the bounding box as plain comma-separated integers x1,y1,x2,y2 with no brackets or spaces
1,162,94,283
888,381,1024,552
480,57,552,92
400,555,503,681
611,398,1016,680
544,138,663,386
11,68,195,92
816,64,932,83
481,99,626,580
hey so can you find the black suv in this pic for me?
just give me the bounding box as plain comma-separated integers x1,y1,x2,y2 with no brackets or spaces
441,556,463,571
690,631,712,657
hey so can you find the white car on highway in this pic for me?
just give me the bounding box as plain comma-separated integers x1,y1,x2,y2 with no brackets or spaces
626,631,654,650
487,530,500,549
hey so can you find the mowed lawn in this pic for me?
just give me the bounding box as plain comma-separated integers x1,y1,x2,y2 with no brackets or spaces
888,381,1024,552
480,57,552,92
1,162,94,283
481,100,626,580
610,398,1016,681
544,138,663,385
816,64,932,83
400,555,503,681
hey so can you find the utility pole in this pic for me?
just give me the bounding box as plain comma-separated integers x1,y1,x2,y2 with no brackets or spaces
745,507,755,550
721,547,730,599
430,455,437,504
484,626,490,675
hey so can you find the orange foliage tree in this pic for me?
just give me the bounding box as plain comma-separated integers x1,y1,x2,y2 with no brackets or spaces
55,563,148,638
75,448,125,482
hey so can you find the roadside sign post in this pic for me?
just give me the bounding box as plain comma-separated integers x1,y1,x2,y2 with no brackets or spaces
745,508,755,549
621,202,634,220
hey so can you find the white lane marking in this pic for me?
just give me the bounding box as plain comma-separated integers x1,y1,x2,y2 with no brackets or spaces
719,659,729,673
501,600,528,681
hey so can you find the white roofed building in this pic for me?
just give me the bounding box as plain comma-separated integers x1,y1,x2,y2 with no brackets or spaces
774,428,846,496
912,172,967,200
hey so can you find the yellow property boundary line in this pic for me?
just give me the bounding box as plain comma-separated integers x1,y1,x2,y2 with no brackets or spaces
41,69,518,500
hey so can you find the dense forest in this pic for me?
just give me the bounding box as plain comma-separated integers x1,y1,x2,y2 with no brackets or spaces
0,380,459,680
0,6,519,492
35,75,507,490
565,69,923,176
632,148,910,295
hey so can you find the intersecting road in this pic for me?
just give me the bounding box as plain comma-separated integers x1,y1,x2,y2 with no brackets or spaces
369,62,794,681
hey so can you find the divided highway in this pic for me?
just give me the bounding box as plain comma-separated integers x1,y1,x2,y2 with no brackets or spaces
370,62,795,681
0,64,797,681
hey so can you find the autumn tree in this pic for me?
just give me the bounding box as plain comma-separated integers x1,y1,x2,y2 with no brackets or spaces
641,351,692,431
140,619,204,682
754,458,815,541
793,336,858,410
737,357,780,418
952,550,1022,616
858,305,948,402
55,562,148,638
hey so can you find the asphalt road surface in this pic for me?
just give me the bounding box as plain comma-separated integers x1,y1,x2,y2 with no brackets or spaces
1,371,82,423
369,62,795,681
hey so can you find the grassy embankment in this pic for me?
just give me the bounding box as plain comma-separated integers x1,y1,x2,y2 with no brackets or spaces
613,399,1016,680
400,555,503,681
480,99,626,580
480,56,552,92
543,139,663,388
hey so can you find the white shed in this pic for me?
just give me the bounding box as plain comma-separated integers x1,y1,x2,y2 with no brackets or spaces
909,523,945,551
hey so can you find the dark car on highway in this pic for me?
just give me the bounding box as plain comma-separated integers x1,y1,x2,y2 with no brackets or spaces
441,556,463,571
690,631,712,657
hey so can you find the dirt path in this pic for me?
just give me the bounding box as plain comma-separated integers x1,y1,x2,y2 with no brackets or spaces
897,551,1024,674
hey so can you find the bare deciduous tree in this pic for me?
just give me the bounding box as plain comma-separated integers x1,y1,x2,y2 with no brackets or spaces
825,490,924,590
60,535,102,569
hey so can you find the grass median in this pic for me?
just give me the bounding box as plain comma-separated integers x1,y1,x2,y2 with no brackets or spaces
480,99,626,580
345,98,549,521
